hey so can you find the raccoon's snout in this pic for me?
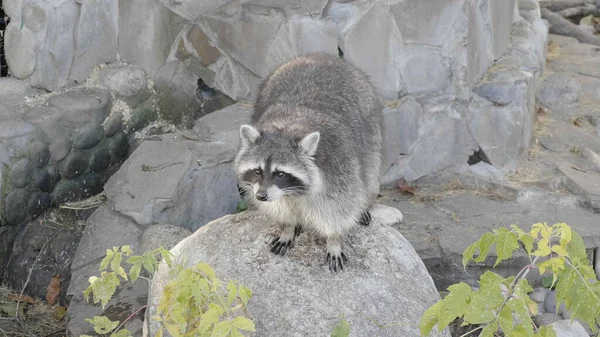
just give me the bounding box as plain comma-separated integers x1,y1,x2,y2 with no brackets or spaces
255,191,268,201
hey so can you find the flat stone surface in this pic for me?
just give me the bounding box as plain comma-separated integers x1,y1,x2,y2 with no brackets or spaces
147,209,450,337
70,206,142,271
381,97,425,172
104,140,193,226
378,189,600,290
47,87,112,126
70,0,119,83
558,161,600,211
0,78,33,105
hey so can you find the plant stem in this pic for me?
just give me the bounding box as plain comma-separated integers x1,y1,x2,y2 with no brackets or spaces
459,325,483,337
562,257,600,303
115,304,149,332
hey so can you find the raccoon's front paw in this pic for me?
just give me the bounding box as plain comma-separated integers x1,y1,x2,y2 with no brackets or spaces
326,251,348,273
270,236,293,256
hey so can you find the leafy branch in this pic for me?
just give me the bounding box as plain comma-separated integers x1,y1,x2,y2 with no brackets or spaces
420,222,600,337
81,245,255,337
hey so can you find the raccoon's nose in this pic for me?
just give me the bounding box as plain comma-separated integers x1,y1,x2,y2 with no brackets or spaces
255,191,268,201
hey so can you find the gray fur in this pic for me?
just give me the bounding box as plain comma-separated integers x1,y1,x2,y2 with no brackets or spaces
234,52,383,272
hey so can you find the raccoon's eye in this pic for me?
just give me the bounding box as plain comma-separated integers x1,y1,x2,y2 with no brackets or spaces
275,171,287,179
253,168,262,176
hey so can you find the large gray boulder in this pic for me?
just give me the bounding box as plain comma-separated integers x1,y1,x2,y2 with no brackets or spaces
145,205,449,337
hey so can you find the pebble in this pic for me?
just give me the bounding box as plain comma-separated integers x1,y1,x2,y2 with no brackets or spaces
35,165,61,193
72,123,104,150
90,146,111,173
27,192,52,217
538,74,582,107
103,112,123,138
109,131,129,160
10,159,33,188
62,151,89,179
49,138,72,162
30,140,50,168
52,172,103,204
4,189,28,225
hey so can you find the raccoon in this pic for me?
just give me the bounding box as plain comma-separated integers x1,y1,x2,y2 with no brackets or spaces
234,52,383,272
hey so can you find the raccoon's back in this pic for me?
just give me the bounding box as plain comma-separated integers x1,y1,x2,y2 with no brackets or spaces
252,52,381,126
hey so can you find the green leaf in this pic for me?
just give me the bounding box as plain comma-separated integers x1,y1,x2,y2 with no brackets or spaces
512,224,534,254
480,321,498,337
160,248,173,267
111,329,133,337
494,227,519,267
230,327,244,337
227,281,237,307
100,249,115,271
437,283,472,331
121,245,132,255
566,230,588,265
195,263,216,281
142,253,156,274
210,321,231,337
473,232,496,263
198,303,225,332
236,199,248,213
232,316,256,332
130,263,142,282
85,315,119,334
239,285,252,307
154,326,164,337
498,305,514,334
464,273,504,324
330,318,350,337
506,298,533,335
535,325,557,337
419,302,442,337
84,271,121,309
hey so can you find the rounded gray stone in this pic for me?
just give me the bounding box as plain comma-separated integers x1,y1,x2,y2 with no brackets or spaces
4,189,28,225
90,146,110,173
529,287,549,303
141,224,192,253
0,120,35,139
62,151,89,179
72,123,104,150
10,159,33,188
399,47,452,95
103,112,123,137
534,313,561,327
473,82,519,106
51,172,103,204
47,87,112,124
147,210,449,337
49,138,71,162
538,74,582,107
108,131,129,160
22,3,47,32
27,192,52,217
35,165,61,193
4,23,36,79
99,65,148,98
0,78,33,100
30,141,50,168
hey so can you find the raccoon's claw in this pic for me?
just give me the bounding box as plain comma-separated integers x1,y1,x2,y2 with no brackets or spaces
326,251,348,272
358,210,372,226
270,237,293,256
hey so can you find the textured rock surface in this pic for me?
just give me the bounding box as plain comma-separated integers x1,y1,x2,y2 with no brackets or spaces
140,224,192,252
146,206,449,337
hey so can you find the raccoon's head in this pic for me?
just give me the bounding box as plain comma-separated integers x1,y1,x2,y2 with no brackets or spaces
234,124,322,202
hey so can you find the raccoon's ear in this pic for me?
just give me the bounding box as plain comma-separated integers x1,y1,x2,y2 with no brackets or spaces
240,125,260,147
299,131,320,157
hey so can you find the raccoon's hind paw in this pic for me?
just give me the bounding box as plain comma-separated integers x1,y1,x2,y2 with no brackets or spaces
270,236,293,256
358,210,372,226
326,251,348,273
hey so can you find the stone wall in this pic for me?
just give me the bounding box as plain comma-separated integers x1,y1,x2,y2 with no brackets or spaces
2,0,549,199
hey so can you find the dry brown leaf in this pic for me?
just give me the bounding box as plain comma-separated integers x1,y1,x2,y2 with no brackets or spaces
7,293,36,304
397,178,416,195
46,274,62,305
